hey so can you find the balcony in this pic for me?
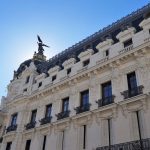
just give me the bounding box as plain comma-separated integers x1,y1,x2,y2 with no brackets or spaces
96,138,150,150
6,124,17,133
56,111,70,120
39,117,52,125
96,95,115,107
25,121,36,130
119,44,133,54
121,85,144,99
74,103,91,114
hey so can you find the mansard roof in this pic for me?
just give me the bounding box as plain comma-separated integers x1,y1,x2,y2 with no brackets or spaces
16,3,150,77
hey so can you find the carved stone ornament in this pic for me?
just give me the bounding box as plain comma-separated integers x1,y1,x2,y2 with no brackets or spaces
116,27,136,42
95,105,117,125
36,124,52,135
62,58,76,69
48,65,60,75
139,17,150,30
3,132,16,142
53,119,70,133
72,112,93,128
78,49,94,60
96,38,114,52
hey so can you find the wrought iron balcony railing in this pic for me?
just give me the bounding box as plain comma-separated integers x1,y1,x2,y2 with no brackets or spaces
25,121,36,130
96,95,115,107
6,124,17,133
56,110,70,120
39,116,52,125
121,85,144,99
96,138,150,150
74,103,91,114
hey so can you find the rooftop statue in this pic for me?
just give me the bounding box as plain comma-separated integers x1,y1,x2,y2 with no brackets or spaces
37,35,49,55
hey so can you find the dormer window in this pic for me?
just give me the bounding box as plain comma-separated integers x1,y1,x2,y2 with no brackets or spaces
83,59,90,67
123,38,133,48
52,75,56,82
67,68,71,75
25,76,30,84
38,82,42,88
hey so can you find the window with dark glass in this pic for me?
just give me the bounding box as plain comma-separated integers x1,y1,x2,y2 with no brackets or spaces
11,113,17,126
105,49,109,57
23,88,27,92
83,59,90,67
80,90,89,106
30,110,37,123
25,76,30,84
102,81,112,99
62,97,69,112
6,142,12,150
83,125,86,149
25,140,31,150
38,82,42,88
45,104,52,118
67,68,71,75
52,75,56,82
123,38,133,48
42,135,47,150
127,72,137,90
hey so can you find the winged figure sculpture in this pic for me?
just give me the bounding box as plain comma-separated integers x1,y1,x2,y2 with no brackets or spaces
37,35,49,54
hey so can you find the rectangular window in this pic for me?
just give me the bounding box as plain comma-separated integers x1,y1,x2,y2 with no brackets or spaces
62,97,69,112
42,136,47,150
52,75,57,82
80,90,89,106
38,82,42,88
127,72,137,90
108,119,111,146
45,104,52,118
25,140,31,150
105,49,109,57
83,59,90,67
83,125,86,149
25,76,30,84
123,38,133,48
102,81,112,99
135,111,144,140
11,113,17,126
67,68,71,75
6,142,12,150
30,110,37,123
23,88,27,92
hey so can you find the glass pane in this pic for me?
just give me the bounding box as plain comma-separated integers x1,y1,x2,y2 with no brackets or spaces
81,90,89,106
102,82,112,98
31,110,37,122
62,98,69,112
46,105,52,117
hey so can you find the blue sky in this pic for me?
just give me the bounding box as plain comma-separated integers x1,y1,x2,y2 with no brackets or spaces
0,0,150,98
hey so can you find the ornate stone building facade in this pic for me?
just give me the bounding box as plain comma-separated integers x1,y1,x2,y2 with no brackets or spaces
1,3,150,150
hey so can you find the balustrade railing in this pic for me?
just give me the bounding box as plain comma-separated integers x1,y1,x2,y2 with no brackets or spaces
121,85,144,99
56,111,70,120
96,138,150,150
96,95,115,107
74,103,91,114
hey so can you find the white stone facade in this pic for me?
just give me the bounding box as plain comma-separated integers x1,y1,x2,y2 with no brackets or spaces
1,6,150,150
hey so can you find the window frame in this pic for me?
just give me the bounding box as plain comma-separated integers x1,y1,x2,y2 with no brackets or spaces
80,90,89,107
